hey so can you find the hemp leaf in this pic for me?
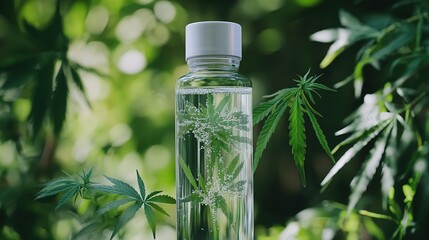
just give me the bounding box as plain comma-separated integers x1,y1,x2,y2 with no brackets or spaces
253,70,335,186
177,94,250,151
94,170,175,239
35,168,94,210
179,154,244,223
289,95,307,185
36,169,175,239
320,89,423,213
177,91,251,234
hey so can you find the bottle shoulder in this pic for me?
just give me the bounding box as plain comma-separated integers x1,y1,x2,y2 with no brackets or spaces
176,71,251,88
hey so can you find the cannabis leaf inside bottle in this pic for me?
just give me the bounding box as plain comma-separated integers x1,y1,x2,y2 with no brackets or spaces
175,21,253,240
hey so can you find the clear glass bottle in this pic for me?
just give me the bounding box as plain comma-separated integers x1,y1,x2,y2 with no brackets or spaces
175,21,253,240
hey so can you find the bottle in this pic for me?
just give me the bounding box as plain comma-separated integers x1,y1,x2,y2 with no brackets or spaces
175,21,253,240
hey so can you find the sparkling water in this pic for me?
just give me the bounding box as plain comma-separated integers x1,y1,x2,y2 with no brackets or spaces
176,87,253,240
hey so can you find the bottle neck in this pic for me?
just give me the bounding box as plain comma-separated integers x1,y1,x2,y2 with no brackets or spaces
187,56,241,72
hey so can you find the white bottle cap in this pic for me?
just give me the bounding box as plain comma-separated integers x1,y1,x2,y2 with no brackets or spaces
185,21,242,60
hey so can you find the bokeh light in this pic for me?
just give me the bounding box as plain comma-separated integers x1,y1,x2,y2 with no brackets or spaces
68,41,110,73
117,49,147,74
154,1,176,23
86,5,109,35
257,28,283,54
109,124,132,147
115,9,156,43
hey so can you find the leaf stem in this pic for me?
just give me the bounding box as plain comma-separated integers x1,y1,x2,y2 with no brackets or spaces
301,93,323,117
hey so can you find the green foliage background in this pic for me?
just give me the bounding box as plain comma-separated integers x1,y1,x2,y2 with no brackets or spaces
0,0,428,239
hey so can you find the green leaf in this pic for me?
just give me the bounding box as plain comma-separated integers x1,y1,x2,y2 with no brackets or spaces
1,57,37,90
145,191,163,201
70,63,109,78
372,25,414,61
36,184,76,200
311,10,378,69
181,192,203,203
321,119,392,186
179,157,198,189
147,195,176,204
3,70,33,91
56,185,80,210
80,186,94,200
348,123,392,212
146,202,170,217
144,204,157,239
216,94,231,113
339,9,361,28
110,202,143,240
381,121,398,209
94,176,140,200
231,162,244,181
333,122,382,154
254,99,289,172
253,70,334,180
36,169,95,201
305,101,335,162
348,24,413,99
253,100,276,125
97,198,135,215
51,63,69,136
69,66,85,91
69,66,91,107
224,155,244,181
30,61,54,136
317,29,349,69
390,53,428,77
35,179,78,199
198,174,206,192
136,170,146,200
335,117,375,140
340,9,379,37
47,2,68,49
216,195,232,223
36,184,75,200
178,93,249,158
310,82,336,92
253,89,293,125
362,216,386,240
226,155,240,176
289,95,307,186
82,168,94,184
105,176,141,199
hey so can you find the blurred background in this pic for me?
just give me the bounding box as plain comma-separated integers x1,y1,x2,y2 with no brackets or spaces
1,0,428,239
